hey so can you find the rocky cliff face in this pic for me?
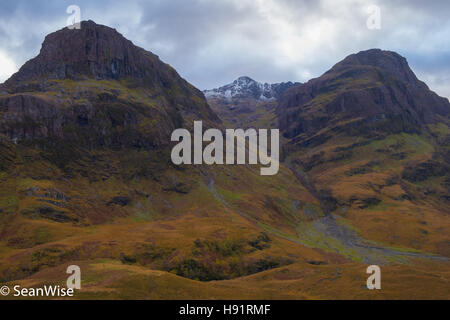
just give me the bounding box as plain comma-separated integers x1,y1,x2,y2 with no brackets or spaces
0,21,219,152
6,20,187,85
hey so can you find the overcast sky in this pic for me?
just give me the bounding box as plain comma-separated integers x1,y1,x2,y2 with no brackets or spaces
0,0,449,98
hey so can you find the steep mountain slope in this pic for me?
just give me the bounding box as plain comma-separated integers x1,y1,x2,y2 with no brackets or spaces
0,20,225,227
278,49,450,257
0,21,329,289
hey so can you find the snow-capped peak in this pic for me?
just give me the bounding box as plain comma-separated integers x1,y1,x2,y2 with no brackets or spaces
204,76,300,101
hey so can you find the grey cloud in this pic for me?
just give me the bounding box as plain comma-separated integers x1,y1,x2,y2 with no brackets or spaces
0,0,448,98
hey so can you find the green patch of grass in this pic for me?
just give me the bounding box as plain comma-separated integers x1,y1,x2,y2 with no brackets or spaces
34,226,52,244
193,238,247,258
294,221,364,263
335,216,361,234
368,133,433,155
0,194,18,212
428,123,450,136
302,203,324,219
216,187,243,202
371,201,400,211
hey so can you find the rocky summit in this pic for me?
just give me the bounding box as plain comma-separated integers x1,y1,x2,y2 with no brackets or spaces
6,20,186,85
0,20,219,150
278,49,450,139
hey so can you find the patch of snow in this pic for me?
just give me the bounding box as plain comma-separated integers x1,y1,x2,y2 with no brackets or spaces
203,76,299,104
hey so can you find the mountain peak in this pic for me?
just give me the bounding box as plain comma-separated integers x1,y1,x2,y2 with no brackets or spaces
328,49,423,87
204,77,300,101
4,20,165,86
234,76,256,83
279,49,449,139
